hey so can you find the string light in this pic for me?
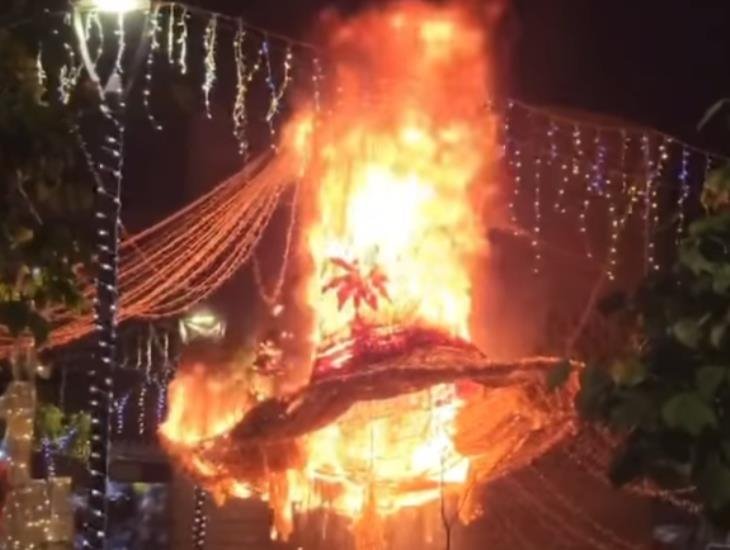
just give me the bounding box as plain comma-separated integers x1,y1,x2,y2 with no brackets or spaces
82,73,127,550
142,4,163,130
176,6,189,75
531,155,543,275
58,40,82,105
36,44,47,96
113,12,125,77
192,486,208,550
590,129,607,195
605,175,619,281
202,14,218,118
503,101,520,227
675,146,690,242
572,125,593,259
641,133,657,273
263,40,294,150
312,56,324,117
80,10,102,69
253,180,300,305
166,3,175,64
113,392,131,434
232,28,265,157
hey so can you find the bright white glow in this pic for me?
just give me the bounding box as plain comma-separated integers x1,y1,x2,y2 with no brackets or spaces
75,0,150,13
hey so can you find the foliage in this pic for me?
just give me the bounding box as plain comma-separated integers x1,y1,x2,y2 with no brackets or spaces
0,29,92,345
34,403,91,464
553,166,730,526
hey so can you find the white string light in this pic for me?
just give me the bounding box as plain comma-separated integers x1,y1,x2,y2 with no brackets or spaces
113,12,125,78
531,155,543,275
166,3,175,64
263,39,294,150
142,4,163,130
36,44,47,96
504,101,521,228
192,486,208,549
176,6,189,75
572,125,593,260
675,146,690,243
232,26,264,157
202,14,218,118
640,133,657,273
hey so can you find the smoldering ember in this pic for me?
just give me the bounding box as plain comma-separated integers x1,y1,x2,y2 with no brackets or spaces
1,1,730,549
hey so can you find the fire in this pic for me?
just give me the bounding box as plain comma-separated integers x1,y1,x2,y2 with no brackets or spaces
293,0,497,521
162,0,503,540
305,2,494,343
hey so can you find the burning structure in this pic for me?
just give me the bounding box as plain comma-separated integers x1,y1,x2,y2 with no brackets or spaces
160,2,579,546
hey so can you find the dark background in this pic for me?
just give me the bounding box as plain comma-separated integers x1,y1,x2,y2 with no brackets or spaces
198,0,730,149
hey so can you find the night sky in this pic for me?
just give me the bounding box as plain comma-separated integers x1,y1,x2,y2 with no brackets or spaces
176,0,730,148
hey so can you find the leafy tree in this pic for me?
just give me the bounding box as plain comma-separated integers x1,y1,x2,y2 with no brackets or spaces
0,27,92,345
564,165,730,526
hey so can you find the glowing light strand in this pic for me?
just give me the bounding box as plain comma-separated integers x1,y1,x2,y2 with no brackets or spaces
232,28,265,157
263,39,294,150
113,13,126,78
202,14,218,118
641,133,658,273
36,44,47,96
252,180,300,306
142,4,163,131
83,97,125,548
573,125,593,259
675,146,691,243
176,7,189,75
85,10,104,69
504,101,521,227
166,3,176,64
192,486,208,550
531,155,543,275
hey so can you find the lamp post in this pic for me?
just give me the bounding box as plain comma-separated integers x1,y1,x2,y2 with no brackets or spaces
70,1,149,547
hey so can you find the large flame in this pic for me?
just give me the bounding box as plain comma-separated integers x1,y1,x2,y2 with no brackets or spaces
304,2,495,343
162,0,502,539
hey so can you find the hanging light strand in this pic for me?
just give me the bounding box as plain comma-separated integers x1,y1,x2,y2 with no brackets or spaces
113,13,126,78
675,146,691,243
192,486,208,550
142,4,163,131
504,101,521,228
573,125,593,259
166,3,176,64
263,40,294,150
176,6,189,74
531,154,543,275
202,14,218,118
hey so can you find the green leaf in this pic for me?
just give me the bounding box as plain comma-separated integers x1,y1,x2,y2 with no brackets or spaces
711,322,728,349
695,366,727,401
698,454,730,511
35,404,65,441
661,392,717,436
546,360,572,391
609,392,653,429
610,358,646,387
11,226,34,246
673,319,702,349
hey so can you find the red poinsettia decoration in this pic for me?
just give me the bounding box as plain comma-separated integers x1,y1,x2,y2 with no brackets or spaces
322,257,390,323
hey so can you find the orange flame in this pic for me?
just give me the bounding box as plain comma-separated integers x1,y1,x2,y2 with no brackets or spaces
162,0,502,537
